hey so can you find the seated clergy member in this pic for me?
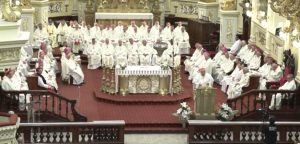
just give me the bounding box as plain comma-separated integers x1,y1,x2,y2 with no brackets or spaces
248,49,262,70
184,43,204,72
87,38,102,69
192,68,214,89
214,52,235,84
269,74,297,110
33,23,49,46
189,52,213,80
64,49,85,85
2,68,19,90
36,67,57,93
115,40,128,66
227,67,251,99
229,34,242,54
221,62,244,93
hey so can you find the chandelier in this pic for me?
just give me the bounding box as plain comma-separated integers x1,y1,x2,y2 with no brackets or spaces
270,0,300,47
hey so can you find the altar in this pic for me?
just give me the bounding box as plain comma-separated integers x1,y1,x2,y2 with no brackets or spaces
115,66,172,96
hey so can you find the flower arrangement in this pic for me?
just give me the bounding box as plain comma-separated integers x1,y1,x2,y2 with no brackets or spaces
173,102,193,121
216,103,237,121
160,61,169,70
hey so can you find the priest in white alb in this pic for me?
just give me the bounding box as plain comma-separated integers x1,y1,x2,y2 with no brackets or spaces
57,20,69,46
269,74,297,110
70,24,84,54
47,19,57,48
227,67,251,99
33,23,49,46
87,38,102,69
64,49,85,85
229,34,242,54
184,43,203,72
102,38,115,68
192,68,214,90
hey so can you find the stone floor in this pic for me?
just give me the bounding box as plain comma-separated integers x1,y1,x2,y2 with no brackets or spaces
125,134,188,144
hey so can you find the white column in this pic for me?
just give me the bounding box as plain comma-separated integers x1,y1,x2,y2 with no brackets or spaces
219,10,240,48
21,7,35,42
32,0,49,26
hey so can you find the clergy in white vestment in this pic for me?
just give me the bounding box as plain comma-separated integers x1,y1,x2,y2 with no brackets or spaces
12,68,29,91
127,21,138,36
256,56,273,78
127,39,139,65
38,52,58,90
102,39,115,68
150,21,161,42
64,49,85,85
189,52,213,80
115,21,124,40
184,43,203,72
221,62,244,92
128,27,141,42
229,34,242,54
161,22,173,42
214,52,235,84
91,22,99,38
269,74,297,110
139,40,156,65
227,68,251,99
174,27,189,44
57,20,69,46
173,21,183,36
126,38,139,53
61,46,71,81
259,63,283,91
95,25,105,42
80,21,88,34
115,40,128,65
248,50,262,70
192,68,214,90
47,20,57,48
139,21,149,37
87,38,102,69
243,45,256,64
236,40,247,58
33,23,49,46
70,24,84,54
212,44,226,66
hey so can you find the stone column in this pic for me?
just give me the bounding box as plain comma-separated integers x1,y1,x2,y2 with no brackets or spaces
21,7,35,42
72,0,79,16
31,0,49,26
219,10,240,48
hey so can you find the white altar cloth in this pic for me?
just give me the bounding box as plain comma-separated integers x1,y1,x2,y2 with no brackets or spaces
115,66,172,93
95,13,153,20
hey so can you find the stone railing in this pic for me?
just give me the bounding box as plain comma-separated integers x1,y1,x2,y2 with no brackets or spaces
188,120,300,144
17,120,125,143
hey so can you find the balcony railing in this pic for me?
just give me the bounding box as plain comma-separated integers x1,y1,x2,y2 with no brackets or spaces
17,121,125,144
188,120,300,144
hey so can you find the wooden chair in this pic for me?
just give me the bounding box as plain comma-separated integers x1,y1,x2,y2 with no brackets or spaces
242,75,260,92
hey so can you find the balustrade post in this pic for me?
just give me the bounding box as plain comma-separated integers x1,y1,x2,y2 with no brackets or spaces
22,127,31,143
232,126,240,142
72,126,79,143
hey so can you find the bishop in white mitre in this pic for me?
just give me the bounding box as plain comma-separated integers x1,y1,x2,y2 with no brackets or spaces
227,68,251,99
192,68,214,90
33,23,49,46
102,39,115,68
57,20,69,46
269,74,297,110
87,38,102,69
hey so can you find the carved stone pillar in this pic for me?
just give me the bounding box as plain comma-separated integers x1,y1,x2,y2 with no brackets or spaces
219,10,240,48
21,7,35,42
31,0,49,26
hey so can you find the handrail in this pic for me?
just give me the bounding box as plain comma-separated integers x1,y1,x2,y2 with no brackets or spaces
0,89,87,122
226,88,299,119
17,121,125,144
188,120,300,144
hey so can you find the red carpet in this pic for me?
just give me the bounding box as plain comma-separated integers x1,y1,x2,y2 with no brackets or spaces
57,64,227,132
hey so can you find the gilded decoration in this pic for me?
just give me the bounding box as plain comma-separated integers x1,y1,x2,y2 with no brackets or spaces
0,0,22,22
221,0,236,11
180,4,198,15
128,76,159,93
21,17,28,31
0,47,21,63
21,0,32,8
97,0,159,13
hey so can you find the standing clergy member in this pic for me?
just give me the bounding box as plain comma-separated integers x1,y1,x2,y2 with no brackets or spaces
33,23,49,46
57,20,69,46
64,49,85,85
70,24,84,54
87,38,102,69
192,68,214,89
269,74,297,110
47,19,57,48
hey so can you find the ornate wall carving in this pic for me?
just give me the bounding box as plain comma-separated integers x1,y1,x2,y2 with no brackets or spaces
0,47,20,63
